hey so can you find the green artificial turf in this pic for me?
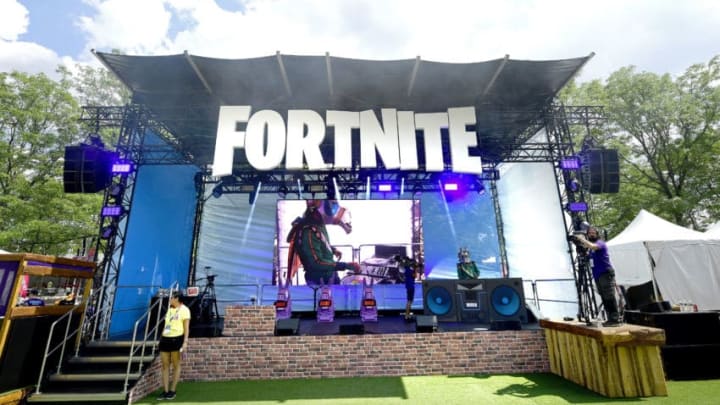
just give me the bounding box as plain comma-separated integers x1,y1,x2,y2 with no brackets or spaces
136,374,720,404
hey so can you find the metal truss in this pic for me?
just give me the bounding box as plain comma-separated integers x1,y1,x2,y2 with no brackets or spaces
544,104,603,323
81,103,606,329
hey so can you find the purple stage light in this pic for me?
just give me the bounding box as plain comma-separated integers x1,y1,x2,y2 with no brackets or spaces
443,183,459,191
378,184,393,192
111,161,133,174
567,202,588,212
101,206,123,217
560,157,581,170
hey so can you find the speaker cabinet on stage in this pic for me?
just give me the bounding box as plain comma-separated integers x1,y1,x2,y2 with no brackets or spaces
422,279,459,321
275,318,300,336
415,315,438,333
585,148,620,194
63,145,113,193
455,279,489,322
486,278,527,329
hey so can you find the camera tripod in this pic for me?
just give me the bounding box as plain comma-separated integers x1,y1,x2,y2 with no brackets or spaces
575,253,599,324
195,268,219,323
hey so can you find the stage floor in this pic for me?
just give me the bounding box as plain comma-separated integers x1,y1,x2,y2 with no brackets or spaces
291,311,541,336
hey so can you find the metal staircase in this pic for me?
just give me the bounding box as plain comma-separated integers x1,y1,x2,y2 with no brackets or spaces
27,285,175,404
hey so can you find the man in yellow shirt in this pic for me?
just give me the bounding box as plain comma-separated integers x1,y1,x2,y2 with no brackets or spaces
157,290,191,400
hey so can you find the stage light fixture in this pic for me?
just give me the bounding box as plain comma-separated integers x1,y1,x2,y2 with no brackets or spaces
444,182,459,191
278,185,289,198
101,206,123,217
111,161,133,174
567,202,588,212
100,225,116,239
211,183,223,198
568,179,581,192
377,184,393,192
306,184,325,193
560,157,581,170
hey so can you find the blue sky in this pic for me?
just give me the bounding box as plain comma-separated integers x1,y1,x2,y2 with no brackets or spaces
1,0,719,82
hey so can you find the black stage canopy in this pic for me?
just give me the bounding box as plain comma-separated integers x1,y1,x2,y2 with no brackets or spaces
94,51,592,168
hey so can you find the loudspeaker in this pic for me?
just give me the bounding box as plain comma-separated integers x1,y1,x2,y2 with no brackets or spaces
623,281,657,310
487,278,527,325
63,145,113,193
422,280,458,321
455,279,489,322
275,318,300,336
415,315,438,333
585,148,619,194
339,323,365,335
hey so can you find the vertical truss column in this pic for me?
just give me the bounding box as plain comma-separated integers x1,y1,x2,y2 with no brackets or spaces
489,178,509,278
544,105,599,322
90,105,147,339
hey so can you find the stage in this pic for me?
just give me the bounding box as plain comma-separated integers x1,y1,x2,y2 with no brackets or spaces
282,311,541,336
128,306,548,403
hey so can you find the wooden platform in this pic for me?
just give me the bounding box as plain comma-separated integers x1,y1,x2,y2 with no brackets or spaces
540,319,667,397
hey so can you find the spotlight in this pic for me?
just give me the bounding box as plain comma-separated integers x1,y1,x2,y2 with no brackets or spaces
377,184,393,192
560,157,581,170
211,183,223,198
101,206,123,217
567,202,588,212
568,179,581,192
477,183,486,195
100,225,116,239
111,161,133,174
443,183,459,191
278,185,289,198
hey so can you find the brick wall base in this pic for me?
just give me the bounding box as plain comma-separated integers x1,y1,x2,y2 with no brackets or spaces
129,306,549,403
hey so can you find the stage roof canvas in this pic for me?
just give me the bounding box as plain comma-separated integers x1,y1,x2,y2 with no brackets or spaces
95,51,592,168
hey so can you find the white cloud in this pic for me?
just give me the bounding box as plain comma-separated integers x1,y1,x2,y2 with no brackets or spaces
0,40,62,76
2,0,720,82
0,0,29,41
77,0,173,56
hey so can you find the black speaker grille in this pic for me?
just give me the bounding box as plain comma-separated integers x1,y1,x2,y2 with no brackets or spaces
63,145,113,193
584,149,619,194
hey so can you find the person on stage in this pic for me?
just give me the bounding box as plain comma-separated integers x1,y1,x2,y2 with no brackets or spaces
399,256,422,320
157,290,191,400
574,226,623,326
456,248,480,280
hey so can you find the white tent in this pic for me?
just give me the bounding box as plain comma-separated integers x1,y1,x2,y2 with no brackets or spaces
608,209,720,310
705,221,720,238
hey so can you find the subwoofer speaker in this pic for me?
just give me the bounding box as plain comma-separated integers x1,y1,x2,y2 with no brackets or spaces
275,318,300,336
422,279,458,322
486,278,527,328
63,145,113,193
455,279,489,322
415,315,438,333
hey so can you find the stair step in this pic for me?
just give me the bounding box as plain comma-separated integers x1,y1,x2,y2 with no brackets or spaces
49,372,141,382
28,392,126,402
68,355,155,364
85,340,158,348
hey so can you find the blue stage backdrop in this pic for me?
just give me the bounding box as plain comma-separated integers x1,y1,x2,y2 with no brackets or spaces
109,153,198,337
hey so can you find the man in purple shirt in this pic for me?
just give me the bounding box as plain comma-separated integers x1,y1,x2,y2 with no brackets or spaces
576,227,622,326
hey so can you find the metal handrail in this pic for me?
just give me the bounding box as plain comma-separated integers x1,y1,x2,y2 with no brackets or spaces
35,302,82,395
122,281,178,393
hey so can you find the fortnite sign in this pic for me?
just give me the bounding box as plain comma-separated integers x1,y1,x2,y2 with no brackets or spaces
212,106,482,176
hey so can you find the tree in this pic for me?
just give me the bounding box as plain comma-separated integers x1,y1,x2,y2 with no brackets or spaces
561,55,720,235
0,71,102,254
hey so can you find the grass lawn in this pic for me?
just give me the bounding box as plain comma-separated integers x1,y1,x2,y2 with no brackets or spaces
136,374,720,404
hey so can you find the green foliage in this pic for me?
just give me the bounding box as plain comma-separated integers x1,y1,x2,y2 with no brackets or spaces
560,56,720,236
0,71,102,255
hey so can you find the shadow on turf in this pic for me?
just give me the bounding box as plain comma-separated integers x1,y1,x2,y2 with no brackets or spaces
451,373,640,403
